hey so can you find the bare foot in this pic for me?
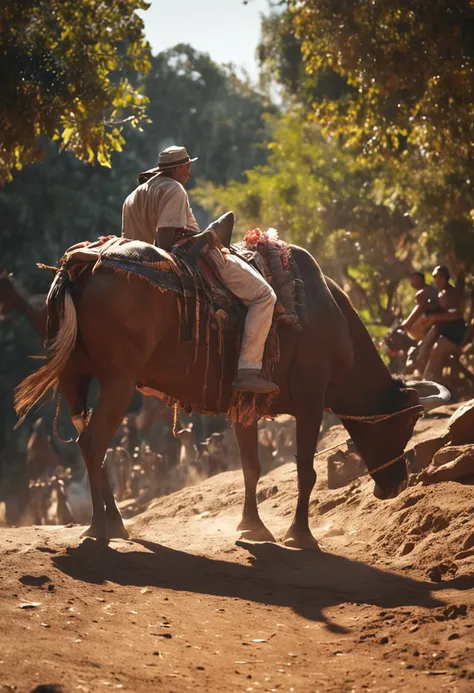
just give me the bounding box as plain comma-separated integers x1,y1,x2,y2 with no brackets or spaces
237,517,276,543
283,525,321,551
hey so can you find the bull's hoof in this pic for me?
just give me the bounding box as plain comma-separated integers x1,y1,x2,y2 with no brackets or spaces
237,518,276,543
80,518,128,541
239,527,276,543
283,526,321,551
106,518,130,540
81,523,105,540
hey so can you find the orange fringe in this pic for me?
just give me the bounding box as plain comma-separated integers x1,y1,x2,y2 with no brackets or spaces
140,259,177,274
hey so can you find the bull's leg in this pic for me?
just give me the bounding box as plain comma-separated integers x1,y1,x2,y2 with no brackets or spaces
234,421,276,542
77,376,135,540
283,392,324,550
60,373,92,439
101,465,129,539
62,371,124,537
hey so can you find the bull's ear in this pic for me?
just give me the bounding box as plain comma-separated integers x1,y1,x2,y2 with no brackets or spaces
406,380,451,411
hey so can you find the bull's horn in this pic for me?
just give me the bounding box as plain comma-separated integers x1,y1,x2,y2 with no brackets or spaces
406,380,451,411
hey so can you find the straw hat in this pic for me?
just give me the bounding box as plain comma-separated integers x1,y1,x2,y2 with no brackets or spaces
138,145,198,183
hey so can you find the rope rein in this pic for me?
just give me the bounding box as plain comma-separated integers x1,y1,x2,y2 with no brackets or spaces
312,402,424,475
313,439,408,475
313,441,349,459
325,403,424,424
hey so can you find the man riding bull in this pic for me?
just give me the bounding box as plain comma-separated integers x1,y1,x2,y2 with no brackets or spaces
121,145,278,395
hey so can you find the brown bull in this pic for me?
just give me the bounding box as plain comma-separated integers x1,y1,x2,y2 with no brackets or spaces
15,244,448,549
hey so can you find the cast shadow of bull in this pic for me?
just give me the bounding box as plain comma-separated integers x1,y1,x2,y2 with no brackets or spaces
52,538,471,633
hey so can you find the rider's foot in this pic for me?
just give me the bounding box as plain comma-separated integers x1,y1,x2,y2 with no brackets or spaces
232,369,279,394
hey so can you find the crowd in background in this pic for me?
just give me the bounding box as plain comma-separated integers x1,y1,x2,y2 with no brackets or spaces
0,396,297,529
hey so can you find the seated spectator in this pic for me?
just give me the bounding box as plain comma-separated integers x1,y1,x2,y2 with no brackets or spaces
423,265,466,381
400,271,439,340
399,271,440,373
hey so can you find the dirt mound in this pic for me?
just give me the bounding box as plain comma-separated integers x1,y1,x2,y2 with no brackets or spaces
319,478,474,579
0,405,473,692
130,421,474,585
448,397,474,445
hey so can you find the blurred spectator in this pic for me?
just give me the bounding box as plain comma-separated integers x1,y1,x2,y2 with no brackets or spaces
400,271,439,340
423,266,466,381
399,271,441,373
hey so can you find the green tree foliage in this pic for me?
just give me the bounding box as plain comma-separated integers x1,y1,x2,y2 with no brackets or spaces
0,0,151,182
0,45,274,448
291,0,474,165
179,1,474,374
257,9,350,104
0,46,274,275
194,113,414,327
137,45,276,187
289,0,474,283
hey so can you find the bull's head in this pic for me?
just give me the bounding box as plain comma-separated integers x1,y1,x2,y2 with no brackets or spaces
348,380,450,500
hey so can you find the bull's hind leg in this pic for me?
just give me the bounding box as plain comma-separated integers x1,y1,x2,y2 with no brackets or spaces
60,373,92,439
77,376,135,540
101,465,129,539
234,422,276,542
283,385,325,550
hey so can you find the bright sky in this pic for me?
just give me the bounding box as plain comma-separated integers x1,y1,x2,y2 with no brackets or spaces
138,0,270,81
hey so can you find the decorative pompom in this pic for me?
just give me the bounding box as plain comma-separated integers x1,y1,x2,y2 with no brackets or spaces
266,227,279,242
243,228,262,246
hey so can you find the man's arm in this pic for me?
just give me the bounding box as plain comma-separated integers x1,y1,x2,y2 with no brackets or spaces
156,227,183,251
425,287,462,325
401,288,429,331
155,184,191,249
427,308,461,325
401,303,423,331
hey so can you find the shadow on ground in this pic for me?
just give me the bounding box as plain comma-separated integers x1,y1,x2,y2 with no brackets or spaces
51,536,473,632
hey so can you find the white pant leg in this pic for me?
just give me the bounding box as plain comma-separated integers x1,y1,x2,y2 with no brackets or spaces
208,250,276,370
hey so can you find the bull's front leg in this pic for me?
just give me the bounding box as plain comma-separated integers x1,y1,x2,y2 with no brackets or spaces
234,421,276,542
283,388,323,550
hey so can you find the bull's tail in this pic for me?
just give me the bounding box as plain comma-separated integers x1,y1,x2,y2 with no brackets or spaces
15,269,77,425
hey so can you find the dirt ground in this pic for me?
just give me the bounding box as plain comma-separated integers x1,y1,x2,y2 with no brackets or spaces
1,406,473,693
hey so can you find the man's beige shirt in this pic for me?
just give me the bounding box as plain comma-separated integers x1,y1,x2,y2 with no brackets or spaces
121,173,200,244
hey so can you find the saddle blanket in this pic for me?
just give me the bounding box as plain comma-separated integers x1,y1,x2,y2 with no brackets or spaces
59,230,307,336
